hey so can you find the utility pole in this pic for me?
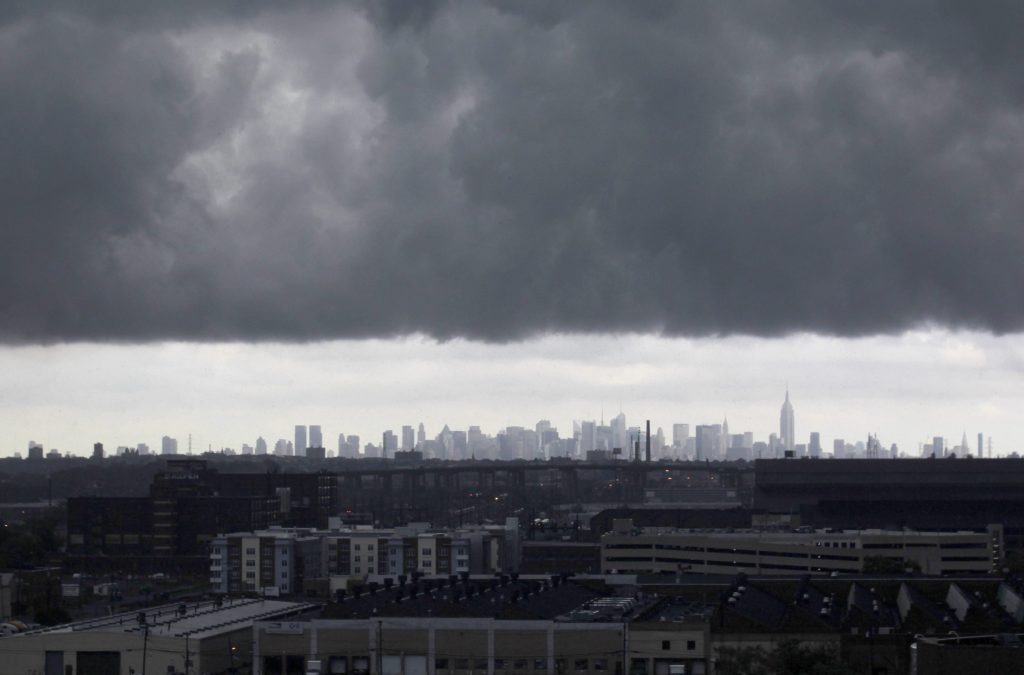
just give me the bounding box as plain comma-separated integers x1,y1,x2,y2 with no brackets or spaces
377,620,384,675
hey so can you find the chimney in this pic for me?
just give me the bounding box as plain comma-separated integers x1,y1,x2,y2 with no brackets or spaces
646,420,651,462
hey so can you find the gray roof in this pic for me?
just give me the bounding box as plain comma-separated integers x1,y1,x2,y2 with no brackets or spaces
18,598,319,640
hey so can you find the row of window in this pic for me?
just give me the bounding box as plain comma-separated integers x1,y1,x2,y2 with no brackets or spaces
313,654,696,675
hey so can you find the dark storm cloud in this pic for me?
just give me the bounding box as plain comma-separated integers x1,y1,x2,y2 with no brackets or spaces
3,1,1024,342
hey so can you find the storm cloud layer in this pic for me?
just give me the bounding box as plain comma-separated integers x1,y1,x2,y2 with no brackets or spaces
3,1,1024,342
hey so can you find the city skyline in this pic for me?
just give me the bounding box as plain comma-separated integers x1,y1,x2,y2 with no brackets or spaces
2,330,1015,459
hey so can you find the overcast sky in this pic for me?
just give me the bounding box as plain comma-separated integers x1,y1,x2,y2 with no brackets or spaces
2,3,1024,456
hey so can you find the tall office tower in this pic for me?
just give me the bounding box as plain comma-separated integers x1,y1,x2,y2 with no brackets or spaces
580,421,596,454
610,413,628,451
346,435,360,457
161,436,178,455
695,425,721,461
309,425,323,449
241,444,253,455
720,418,730,458
402,425,415,451
439,425,454,459
255,436,268,455
137,443,150,455
453,430,468,459
933,436,945,458
672,424,690,449
294,426,307,457
382,430,398,457
978,433,984,457
92,442,104,460
832,438,844,458
960,431,969,455
779,390,795,451
809,432,821,458
417,423,426,447
654,427,666,456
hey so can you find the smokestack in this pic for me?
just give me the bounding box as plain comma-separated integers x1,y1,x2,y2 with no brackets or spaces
646,420,651,462
634,437,640,463
978,433,984,458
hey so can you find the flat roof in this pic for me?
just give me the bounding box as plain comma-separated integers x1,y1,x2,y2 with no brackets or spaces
18,598,319,641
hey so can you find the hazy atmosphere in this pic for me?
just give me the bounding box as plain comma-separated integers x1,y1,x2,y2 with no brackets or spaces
3,2,1024,454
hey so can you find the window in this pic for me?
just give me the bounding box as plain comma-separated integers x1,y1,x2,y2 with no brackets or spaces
575,659,588,671
475,660,488,671
686,641,696,651
534,660,546,671
454,659,469,670
556,660,567,674
282,559,288,566
328,656,348,674
282,572,288,579
495,660,506,670
435,659,449,671
246,560,256,567
661,641,670,651
246,547,256,555
355,556,361,562
352,657,370,675
514,660,528,671
368,556,374,563
245,571,255,579
355,544,361,551
594,659,608,671
423,560,432,567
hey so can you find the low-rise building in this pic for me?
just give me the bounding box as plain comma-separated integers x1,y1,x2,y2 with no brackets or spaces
0,597,318,675
602,520,1002,576
211,520,521,596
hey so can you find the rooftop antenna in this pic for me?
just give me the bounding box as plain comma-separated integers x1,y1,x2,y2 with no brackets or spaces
188,433,192,455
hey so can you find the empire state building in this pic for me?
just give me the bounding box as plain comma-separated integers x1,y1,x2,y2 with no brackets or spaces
780,389,795,452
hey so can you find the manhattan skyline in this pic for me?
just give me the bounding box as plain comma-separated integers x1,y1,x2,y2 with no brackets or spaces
3,330,1016,459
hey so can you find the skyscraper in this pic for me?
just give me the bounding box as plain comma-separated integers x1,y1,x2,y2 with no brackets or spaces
255,436,268,455
809,432,821,458
417,423,426,448
295,425,307,457
672,424,689,449
780,390,795,452
309,425,323,449
402,425,415,451
161,436,178,455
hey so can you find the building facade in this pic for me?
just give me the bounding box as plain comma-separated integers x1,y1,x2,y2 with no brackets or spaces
602,521,1002,576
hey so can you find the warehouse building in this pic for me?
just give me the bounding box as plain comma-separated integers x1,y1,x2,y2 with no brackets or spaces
601,520,1002,576
0,597,318,675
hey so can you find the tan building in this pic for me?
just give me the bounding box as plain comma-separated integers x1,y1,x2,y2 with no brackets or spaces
602,521,1002,576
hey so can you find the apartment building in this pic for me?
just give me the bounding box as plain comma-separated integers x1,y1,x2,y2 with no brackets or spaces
602,520,1002,576
211,520,520,595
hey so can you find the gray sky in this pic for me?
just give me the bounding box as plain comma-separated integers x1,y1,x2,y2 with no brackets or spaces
2,3,1023,455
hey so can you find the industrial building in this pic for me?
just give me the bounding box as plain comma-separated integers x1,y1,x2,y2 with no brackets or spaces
601,520,1002,576
0,598,318,675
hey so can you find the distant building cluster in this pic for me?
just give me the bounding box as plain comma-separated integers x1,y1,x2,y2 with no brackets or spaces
20,390,999,461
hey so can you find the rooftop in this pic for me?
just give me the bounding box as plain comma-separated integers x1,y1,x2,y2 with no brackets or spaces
16,598,319,640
